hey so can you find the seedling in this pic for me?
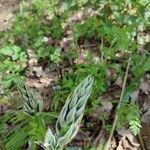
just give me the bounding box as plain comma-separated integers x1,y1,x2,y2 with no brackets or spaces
42,76,93,150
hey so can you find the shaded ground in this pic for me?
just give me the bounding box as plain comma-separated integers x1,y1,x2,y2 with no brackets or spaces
0,0,19,31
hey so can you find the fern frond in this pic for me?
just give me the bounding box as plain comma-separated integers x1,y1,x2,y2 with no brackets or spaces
28,115,46,142
5,122,29,150
118,101,142,136
1,110,47,150
129,118,142,136
0,111,29,150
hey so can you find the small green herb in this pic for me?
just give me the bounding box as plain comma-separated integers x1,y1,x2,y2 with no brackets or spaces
42,75,93,150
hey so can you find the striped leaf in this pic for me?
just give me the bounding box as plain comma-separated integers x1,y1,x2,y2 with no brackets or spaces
42,75,93,150
16,79,43,115
43,128,57,150
56,75,93,146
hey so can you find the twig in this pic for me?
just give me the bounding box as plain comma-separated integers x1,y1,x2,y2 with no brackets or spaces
104,56,131,150
100,38,104,62
138,133,146,150
93,129,105,147
80,44,98,48
80,130,92,146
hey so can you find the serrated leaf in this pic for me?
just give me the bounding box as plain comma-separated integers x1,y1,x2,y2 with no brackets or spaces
129,119,142,136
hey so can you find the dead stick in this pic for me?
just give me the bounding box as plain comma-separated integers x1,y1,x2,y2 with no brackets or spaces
104,56,131,150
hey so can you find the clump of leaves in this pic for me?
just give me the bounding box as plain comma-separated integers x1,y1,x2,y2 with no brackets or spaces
0,76,93,150
0,78,46,149
0,45,27,89
42,75,93,150
53,62,106,113
16,79,43,115
0,45,27,62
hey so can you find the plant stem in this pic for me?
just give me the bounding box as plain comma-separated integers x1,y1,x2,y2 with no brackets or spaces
104,56,131,150
138,133,146,150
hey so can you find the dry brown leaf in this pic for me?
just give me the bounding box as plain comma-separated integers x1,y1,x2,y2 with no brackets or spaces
60,37,73,51
117,128,140,150
0,104,8,115
106,69,117,80
28,58,38,67
0,0,18,31
141,107,150,124
110,138,117,150
139,74,150,94
130,90,139,102
74,49,88,64
33,66,43,78
27,49,38,67
100,101,113,114
115,76,123,87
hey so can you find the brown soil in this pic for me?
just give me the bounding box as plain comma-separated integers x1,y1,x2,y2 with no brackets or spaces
0,0,19,31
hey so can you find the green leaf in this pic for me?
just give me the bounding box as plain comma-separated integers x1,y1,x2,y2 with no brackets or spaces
56,75,93,146
43,128,57,150
0,46,13,56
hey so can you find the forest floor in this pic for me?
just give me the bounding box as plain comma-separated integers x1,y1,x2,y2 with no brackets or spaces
0,0,150,150
0,0,19,31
